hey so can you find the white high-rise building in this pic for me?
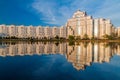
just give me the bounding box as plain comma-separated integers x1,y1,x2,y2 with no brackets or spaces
8,25,17,37
36,26,44,39
0,25,8,37
52,27,60,37
26,26,36,38
0,9,118,39
44,27,52,39
17,25,27,38
60,26,67,38
94,19,99,38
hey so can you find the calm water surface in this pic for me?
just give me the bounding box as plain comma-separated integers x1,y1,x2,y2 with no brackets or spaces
0,42,120,80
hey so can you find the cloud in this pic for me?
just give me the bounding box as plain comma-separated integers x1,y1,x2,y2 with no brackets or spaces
92,0,120,27
31,0,57,24
31,0,80,25
31,0,120,27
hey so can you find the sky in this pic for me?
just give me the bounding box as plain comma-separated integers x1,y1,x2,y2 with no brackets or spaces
0,0,120,27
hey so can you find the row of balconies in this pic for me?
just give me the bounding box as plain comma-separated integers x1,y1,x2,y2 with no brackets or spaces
0,26,67,38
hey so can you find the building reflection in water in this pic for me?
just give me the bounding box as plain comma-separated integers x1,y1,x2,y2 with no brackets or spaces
0,42,120,70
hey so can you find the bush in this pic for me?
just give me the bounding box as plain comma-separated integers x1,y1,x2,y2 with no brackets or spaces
68,35,75,41
82,34,89,40
69,41,75,46
55,35,59,39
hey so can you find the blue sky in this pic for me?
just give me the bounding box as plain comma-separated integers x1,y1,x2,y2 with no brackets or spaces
0,0,120,27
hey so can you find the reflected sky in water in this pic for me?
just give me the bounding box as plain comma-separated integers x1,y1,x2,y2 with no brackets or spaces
0,42,120,80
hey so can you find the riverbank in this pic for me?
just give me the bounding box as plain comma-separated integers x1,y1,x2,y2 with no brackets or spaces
1,39,120,42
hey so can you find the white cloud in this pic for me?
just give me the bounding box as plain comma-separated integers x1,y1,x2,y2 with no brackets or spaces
31,0,120,27
31,0,83,25
93,0,120,27
31,0,58,25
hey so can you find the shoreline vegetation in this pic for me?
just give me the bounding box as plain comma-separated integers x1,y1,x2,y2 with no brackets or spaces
1,35,120,42
1,36,120,46
1,38,120,43
0,38,120,47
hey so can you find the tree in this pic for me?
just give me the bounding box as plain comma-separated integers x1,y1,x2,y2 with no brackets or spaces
82,34,89,40
111,33,117,39
69,41,75,46
0,37,2,39
103,34,109,39
43,37,47,40
91,36,98,40
55,42,59,46
76,36,81,40
103,34,114,40
55,35,59,39
68,35,75,41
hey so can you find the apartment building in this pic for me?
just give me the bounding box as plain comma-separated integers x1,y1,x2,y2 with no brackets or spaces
0,9,118,39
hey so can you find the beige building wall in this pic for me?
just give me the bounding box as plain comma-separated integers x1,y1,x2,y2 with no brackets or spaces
8,25,18,37
117,27,120,37
36,26,44,39
94,19,100,38
0,25,8,37
66,10,94,39
86,16,93,38
66,10,87,38
0,25,67,39
115,28,118,36
67,19,76,36
0,10,118,39
52,27,60,38
66,10,117,39
99,18,106,38
112,26,115,34
105,19,112,35
17,25,27,38
26,26,36,38
44,27,52,39
59,26,67,38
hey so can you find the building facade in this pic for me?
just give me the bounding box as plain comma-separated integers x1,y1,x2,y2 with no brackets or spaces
17,25,27,38
0,25,67,39
66,10,117,39
0,10,118,39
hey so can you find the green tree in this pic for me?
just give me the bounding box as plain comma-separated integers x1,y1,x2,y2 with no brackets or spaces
69,41,75,46
103,34,109,39
83,34,89,40
103,34,114,40
76,36,81,40
68,35,75,41
55,35,59,39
